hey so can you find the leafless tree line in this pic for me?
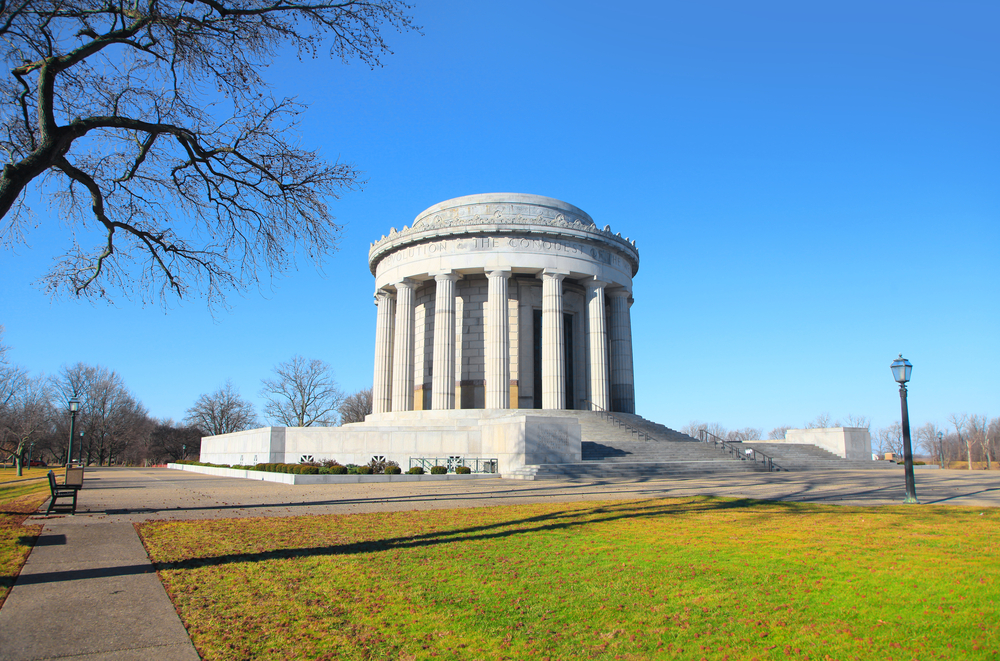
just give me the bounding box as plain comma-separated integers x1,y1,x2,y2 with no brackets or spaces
681,409,998,469
1,331,371,471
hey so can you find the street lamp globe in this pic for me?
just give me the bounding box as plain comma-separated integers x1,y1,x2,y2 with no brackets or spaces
69,396,80,413
890,354,912,384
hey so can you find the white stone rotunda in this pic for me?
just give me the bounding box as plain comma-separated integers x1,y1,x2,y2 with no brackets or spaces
200,194,642,475
368,193,639,416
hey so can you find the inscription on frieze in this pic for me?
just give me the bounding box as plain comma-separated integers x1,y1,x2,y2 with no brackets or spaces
386,236,623,268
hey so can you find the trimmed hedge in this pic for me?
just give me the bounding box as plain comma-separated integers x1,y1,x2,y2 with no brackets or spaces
430,465,447,475
455,466,472,474
385,465,402,475
407,466,424,475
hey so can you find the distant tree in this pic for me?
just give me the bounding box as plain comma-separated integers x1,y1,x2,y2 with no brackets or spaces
875,422,904,458
914,422,945,466
148,421,204,464
0,0,416,307
338,387,373,425
842,414,871,430
55,363,148,466
806,413,832,429
681,421,727,441
726,428,763,443
0,374,54,475
767,426,791,440
968,415,992,470
261,356,344,427
948,413,971,470
185,381,259,436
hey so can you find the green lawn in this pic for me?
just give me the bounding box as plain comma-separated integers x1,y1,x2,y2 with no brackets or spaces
138,497,999,660
0,469,49,606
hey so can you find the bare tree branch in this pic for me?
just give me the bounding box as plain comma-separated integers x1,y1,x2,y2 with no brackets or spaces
0,0,417,307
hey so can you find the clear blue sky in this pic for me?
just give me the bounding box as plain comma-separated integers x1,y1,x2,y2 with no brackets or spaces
1,0,997,436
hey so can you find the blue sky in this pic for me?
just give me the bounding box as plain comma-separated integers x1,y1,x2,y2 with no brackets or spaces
1,0,997,435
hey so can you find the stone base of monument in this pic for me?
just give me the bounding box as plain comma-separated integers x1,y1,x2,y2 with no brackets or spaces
199,410,895,480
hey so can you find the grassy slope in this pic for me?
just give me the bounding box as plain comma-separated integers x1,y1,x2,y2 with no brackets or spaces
0,469,50,607
139,497,999,660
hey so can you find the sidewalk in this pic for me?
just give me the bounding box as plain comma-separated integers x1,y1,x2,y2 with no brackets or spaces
0,520,198,660
1,467,998,660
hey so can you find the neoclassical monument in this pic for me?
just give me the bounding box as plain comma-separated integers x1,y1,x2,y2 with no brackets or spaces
367,193,639,415
200,194,641,473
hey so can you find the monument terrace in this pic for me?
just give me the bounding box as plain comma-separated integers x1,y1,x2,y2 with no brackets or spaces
200,193,879,479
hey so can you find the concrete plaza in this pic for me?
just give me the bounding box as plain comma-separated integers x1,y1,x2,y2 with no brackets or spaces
1,467,998,660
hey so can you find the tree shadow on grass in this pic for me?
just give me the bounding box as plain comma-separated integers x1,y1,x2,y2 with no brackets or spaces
147,496,816,573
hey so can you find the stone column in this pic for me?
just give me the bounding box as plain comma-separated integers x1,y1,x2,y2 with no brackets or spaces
608,289,635,414
485,269,511,409
391,279,417,412
431,272,458,410
372,289,395,414
541,271,567,410
586,280,610,411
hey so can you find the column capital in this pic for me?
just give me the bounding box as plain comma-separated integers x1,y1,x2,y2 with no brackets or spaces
537,269,569,282
585,278,609,291
432,271,459,283
607,288,632,300
373,288,396,302
392,278,418,292
488,269,511,279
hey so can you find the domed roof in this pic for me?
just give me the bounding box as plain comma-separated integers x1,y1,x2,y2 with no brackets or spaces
412,193,595,228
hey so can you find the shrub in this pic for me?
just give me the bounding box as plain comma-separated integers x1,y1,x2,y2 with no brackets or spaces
321,459,342,468
368,457,387,474
318,467,331,475
455,466,472,474
254,463,268,472
356,466,373,475
430,465,447,475
330,465,348,475
407,466,424,475
300,466,320,475
385,465,402,475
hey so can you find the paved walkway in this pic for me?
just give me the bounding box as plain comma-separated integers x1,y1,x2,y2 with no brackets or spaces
2,467,998,660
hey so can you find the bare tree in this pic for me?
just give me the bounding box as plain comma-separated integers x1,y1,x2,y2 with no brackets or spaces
146,421,204,464
806,413,832,429
338,387,373,425
875,422,904,458
968,415,992,470
948,413,972,470
54,363,148,466
0,374,54,475
261,356,344,427
681,421,728,441
767,426,791,440
843,414,871,430
726,428,763,442
185,381,259,436
914,422,945,466
0,0,416,307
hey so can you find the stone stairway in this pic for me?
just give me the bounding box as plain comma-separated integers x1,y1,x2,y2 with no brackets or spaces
505,410,769,480
503,411,894,480
738,442,899,471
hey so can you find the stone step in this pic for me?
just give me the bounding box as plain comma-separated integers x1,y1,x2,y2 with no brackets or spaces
504,460,769,481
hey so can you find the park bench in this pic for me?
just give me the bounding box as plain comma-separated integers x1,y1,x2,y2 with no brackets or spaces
45,469,81,515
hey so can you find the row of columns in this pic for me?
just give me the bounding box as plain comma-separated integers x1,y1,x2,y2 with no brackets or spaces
371,271,634,415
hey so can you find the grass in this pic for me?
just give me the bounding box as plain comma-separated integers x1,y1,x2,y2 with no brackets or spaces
138,497,999,660
0,468,50,607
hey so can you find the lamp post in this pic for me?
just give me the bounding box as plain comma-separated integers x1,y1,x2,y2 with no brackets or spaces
937,430,944,469
890,354,918,504
78,431,85,467
67,397,80,467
